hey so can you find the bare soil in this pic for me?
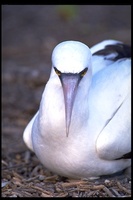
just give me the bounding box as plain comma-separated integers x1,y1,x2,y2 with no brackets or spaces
2,5,131,197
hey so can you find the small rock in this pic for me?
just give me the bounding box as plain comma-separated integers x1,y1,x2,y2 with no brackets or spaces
38,175,45,181
104,179,110,184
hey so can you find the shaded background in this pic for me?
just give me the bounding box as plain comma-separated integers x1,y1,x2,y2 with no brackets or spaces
2,4,131,158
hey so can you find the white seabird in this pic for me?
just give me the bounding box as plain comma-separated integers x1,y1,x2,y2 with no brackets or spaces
23,40,131,179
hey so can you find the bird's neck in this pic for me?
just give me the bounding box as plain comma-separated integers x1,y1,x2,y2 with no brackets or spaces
39,77,91,137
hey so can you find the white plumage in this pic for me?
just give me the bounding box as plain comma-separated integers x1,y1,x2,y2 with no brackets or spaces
23,40,131,179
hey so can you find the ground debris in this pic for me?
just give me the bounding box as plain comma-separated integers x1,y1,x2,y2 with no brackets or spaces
1,151,131,197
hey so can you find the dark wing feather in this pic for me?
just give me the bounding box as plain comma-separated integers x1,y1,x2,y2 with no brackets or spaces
93,43,131,61
115,152,131,160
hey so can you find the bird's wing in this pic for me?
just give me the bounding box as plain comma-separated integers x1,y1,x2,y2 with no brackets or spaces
90,39,122,54
96,90,131,160
23,111,39,151
89,41,131,160
90,39,131,75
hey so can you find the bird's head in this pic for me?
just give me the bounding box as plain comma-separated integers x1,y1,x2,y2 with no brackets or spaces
51,41,92,136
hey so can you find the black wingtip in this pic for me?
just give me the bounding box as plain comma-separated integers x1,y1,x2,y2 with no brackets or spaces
93,43,131,61
115,152,131,160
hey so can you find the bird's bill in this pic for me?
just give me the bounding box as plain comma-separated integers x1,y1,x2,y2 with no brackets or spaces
60,74,81,137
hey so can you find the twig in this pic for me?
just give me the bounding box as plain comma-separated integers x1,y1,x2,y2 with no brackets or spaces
110,188,121,197
61,180,86,188
30,185,53,196
23,175,40,182
103,186,115,197
117,181,131,195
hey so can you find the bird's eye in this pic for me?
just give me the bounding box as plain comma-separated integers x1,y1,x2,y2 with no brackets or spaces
80,67,88,77
54,67,61,76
